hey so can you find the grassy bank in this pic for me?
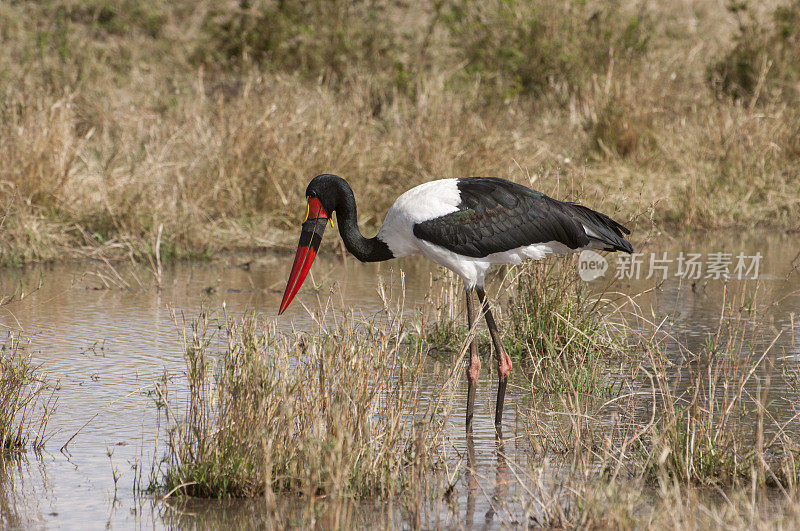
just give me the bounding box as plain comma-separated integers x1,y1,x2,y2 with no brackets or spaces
0,0,798,265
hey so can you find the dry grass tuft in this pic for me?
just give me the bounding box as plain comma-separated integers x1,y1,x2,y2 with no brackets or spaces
0,333,57,452
644,289,800,488
417,259,625,395
513,280,800,527
149,296,450,500
507,260,626,395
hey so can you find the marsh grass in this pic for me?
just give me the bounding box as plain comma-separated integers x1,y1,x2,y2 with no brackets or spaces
414,270,489,354
642,299,800,488
149,297,451,500
0,334,56,452
503,284,800,528
643,344,779,487
416,258,623,396
508,259,625,395
140,260,800,526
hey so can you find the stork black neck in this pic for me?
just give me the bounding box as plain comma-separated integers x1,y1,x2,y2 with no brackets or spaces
308,174,393,263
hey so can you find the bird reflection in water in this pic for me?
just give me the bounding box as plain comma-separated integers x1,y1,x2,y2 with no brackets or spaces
464,428,511,525
484,434,510,522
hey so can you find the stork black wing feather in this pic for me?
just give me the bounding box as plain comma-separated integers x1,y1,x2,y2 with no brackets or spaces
413,177,632,258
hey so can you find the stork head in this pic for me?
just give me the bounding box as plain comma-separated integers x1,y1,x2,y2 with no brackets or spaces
278,175,342,314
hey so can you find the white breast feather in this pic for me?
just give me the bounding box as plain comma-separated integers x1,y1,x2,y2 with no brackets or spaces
377,179,461,257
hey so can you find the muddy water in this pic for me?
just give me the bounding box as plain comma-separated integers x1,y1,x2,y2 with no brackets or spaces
0,232,798,528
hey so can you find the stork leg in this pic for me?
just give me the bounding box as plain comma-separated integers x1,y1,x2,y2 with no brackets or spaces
465,288,481,432
476,286,512,435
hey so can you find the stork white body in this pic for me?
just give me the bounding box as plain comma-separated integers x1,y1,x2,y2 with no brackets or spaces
377,179,593,289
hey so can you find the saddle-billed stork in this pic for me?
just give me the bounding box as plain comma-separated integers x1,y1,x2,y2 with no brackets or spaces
279,174,633,433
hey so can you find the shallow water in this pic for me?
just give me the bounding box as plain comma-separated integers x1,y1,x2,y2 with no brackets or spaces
0,231,798,528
